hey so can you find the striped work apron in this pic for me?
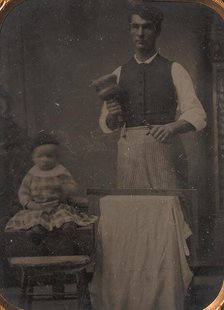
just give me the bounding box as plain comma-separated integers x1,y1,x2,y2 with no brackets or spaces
117,126,187,189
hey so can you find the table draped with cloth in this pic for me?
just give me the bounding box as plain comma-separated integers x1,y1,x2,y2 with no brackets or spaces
89,195,192,310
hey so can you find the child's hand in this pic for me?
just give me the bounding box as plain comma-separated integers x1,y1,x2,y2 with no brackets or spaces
71,196,88,205
26,201,42,210
62,184,78,198
41,200,59,211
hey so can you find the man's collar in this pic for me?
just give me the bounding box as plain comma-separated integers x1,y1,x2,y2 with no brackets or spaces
134,52,158,64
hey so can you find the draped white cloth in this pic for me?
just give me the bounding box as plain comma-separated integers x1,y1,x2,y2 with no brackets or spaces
90,195,192,310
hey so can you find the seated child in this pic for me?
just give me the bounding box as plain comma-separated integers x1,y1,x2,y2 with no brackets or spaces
5,131,97,246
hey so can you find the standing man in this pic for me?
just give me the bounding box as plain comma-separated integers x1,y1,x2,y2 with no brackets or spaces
90,4,207,310
99,4,207,189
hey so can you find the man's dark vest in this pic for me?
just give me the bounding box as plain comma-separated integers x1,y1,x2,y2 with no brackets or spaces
119,54,177,127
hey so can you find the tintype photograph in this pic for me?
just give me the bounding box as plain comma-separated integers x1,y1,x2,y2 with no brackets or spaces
0,0,223,309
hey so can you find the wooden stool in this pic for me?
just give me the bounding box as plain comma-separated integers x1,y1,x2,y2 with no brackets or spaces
8,255,91,310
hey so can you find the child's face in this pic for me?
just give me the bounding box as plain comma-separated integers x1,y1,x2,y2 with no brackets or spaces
32,144,58,170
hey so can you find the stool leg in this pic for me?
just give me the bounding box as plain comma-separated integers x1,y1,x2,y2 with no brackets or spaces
27,277,34,310
77,269,91,310
19,270,28,309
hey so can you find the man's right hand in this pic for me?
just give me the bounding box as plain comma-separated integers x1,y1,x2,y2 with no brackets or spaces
106,99,122,115
105,100,124,130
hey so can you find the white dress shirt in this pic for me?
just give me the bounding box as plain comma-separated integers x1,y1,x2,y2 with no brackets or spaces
99,53,207,133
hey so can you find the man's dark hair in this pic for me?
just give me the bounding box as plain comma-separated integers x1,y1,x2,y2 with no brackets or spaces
129,4,164,34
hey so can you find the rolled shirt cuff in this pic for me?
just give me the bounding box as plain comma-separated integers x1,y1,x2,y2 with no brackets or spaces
178,111,207,131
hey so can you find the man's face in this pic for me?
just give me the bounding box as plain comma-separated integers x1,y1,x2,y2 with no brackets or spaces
130,14,158,52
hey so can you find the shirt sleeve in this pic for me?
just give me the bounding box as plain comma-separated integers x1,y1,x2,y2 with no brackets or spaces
172,62,207,131
18,173,32,207
99,66,122,133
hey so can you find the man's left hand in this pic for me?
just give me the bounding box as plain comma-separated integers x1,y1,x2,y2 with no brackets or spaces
149,123,176,143
149,120,195,143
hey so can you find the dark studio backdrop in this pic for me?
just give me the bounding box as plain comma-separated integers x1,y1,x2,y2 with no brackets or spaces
0,0,223,256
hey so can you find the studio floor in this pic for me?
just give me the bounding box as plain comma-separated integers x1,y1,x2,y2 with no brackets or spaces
0,268,223,310
1,285,79,310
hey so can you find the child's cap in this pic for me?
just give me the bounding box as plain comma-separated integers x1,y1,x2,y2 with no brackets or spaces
32,130,59,150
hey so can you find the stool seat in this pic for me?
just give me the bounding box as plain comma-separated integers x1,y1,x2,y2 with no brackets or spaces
8,255,91,269
5,225,94,257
